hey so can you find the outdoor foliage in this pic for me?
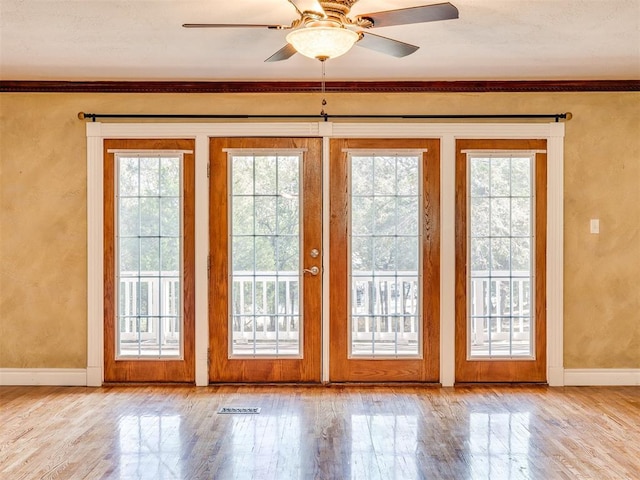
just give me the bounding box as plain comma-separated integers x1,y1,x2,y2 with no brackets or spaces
470,156,532,273
118,156,181,275
117,155,181,321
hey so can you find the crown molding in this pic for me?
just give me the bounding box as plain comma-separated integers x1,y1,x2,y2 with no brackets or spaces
1,80,639,93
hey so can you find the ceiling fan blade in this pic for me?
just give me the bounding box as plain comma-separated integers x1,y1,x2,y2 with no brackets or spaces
356,32,419,57
265,44,298,62
356,2,459,28
182,23,290,30
288,0,325,17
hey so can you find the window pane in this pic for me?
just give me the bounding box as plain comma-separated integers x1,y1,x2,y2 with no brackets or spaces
254,196,277,235
468,155,534,359
140,237,160,271
511,157,531,197
397,197,419,235
160,238,179,272
374,197,396,236
374,237,396,271
254,236,276,271
232,237,254,272
490,157,511,197
119,157,139,196
119,237,139,272
511,198,531,237
116,155,182,358
232,156,254,195
160,197,180,237
352,237,373,272
139,197,160,237
350,153,421,358
373,156,397,195
470,197,490,238
351,156,374,195
397,156,419,195
278,156,299,196
139,157,160,196
277,236,299,272
396,237,419,271
230,153,302,357
470,157,490,197
232,197,254,236
490,198,510,237
119,198,139,238
277,197,299,235
254,156,277,195
160,157,180,197
490,238,511,271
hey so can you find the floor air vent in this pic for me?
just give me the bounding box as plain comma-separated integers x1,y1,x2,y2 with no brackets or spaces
217,407,261,414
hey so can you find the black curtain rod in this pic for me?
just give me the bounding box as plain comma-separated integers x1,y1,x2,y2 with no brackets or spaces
78,112,571,122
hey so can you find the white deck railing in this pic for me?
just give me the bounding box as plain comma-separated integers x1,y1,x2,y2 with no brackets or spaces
117,270,532,350
118,271,180,345
470,271,532,348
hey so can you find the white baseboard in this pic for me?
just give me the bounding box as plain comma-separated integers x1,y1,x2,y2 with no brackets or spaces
0,368,88,386
564,368,640,386
1,367,638,387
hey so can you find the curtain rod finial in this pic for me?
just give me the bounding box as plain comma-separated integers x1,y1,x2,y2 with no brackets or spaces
77,111,86,120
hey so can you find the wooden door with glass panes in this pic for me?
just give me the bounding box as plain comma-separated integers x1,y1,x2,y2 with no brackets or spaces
329,139,440,382
209,138,322,383
104,139,195,382
455,139,547,383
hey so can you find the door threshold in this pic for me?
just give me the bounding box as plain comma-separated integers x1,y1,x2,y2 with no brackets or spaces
325,382,442,388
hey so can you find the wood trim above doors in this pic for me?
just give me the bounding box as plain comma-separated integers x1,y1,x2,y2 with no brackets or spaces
3,80,638,93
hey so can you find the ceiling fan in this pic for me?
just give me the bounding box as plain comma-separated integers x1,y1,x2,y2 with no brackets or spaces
182,0,459,62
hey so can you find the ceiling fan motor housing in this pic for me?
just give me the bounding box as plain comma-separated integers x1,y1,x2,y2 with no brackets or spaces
316,1,374,28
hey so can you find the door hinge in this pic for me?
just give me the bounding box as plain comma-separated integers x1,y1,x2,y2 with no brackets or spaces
207,254,211,278
207,348,211,368
207,162,210,178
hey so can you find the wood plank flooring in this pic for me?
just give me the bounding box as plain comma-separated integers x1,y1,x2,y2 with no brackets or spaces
1,385,638,479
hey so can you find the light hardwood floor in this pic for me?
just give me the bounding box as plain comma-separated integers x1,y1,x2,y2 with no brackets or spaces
1,385,638,479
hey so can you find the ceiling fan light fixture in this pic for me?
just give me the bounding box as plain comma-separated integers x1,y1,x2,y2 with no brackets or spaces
286,26,359,60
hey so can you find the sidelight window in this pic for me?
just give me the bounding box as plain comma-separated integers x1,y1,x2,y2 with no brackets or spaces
467,153,535,358
115,154,183,358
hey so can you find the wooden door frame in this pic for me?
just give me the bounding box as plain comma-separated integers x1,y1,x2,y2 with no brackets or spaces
454,139,547,383
86,122,564,387
328,138,441,383
103,139,195,383
208,137,323,383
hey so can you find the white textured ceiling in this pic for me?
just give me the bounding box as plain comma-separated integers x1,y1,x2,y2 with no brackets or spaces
1,0,639,81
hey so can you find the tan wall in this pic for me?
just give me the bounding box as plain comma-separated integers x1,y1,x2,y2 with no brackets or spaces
1,92,638,370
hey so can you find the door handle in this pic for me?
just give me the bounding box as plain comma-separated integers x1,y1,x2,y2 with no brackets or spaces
303,266,320,276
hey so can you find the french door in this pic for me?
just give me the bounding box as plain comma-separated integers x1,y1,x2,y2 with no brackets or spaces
209,138,323,382
455,139,547,383
104,139,195,382
329,139,440,382
97,128,559,386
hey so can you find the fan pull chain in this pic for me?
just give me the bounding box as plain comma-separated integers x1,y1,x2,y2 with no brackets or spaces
319,57,328,117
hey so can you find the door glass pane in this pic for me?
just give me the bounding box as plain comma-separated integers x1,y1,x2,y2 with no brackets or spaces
468,154,534,358
350,154,421,357
116,155,182,358
230,153,302,357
